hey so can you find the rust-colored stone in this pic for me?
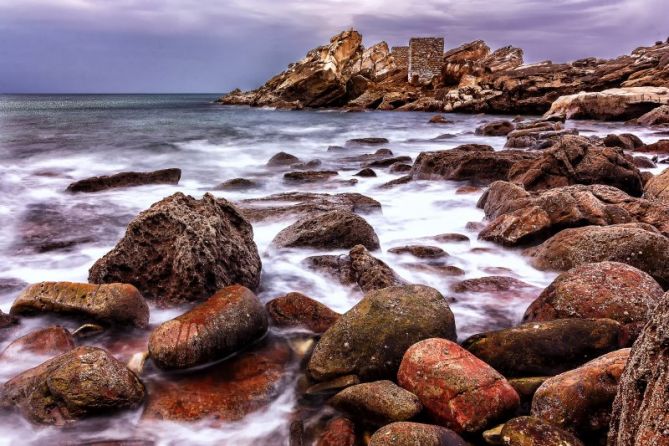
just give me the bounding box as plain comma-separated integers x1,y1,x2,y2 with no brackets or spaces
266,292,340,334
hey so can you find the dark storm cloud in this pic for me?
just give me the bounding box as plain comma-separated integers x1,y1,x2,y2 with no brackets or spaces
0,0,666,93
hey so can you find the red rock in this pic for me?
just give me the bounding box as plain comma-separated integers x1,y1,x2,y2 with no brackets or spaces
0,326,75,362
369,422,466,446
316,417,356,446
266,292,340,334
397,338,519,433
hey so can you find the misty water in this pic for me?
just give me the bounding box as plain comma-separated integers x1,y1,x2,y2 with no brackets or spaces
0,94,665,445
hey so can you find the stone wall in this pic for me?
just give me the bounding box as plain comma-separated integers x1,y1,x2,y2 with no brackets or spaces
408,37,445,83
391,46,409,69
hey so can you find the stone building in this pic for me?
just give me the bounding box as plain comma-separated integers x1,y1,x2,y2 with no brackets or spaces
391,46,409,69
408,37,445,83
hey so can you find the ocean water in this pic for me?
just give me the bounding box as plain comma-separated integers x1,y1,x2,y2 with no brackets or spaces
0,94,664,445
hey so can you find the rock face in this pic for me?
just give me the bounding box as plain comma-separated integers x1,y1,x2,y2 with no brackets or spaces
609,290,669,445
544,87,669,120
271,210,380,250
265,292,340,333
526,223,669,287
500,416,585,446
143,338,290,422
0,346,145,425
637,104,669,126
330,380,422,426
148,285,268,370
10,282,149,327
644,167,669,203
478,181,669,245
89,193,261,306
398,338,519,433
462,318,623,377
307,285,456,381
369,422,467,446
508,136,643,197
532,349,630,439
410,144,538,183
523,262,664,340
66,168,181,193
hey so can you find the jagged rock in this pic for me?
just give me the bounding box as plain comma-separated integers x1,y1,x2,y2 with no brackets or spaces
526,223,669,287
483,46,524,72
644,167,669,203
508,135,643,196
398,338,519,433
500,416,585,446
272,210,379,250
0,346,145,425
11,282,149,327
66,168,181,193
637,104,669,126
89,193,261,306
236,191,381,222
369,422,467,446
463,318,623,377
442,40,491,85
476,120,515,136
307,285,456,381
350,41,396,81
148,285,268,370
330,380,422,426
478,182,669,245
532,349,630,440
523,262,664,340
266,292,340,333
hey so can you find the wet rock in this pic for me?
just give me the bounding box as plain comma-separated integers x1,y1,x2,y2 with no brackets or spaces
504,120,568,149
500,416,585,446
429,115,452,124
452,276,534,293
633,155,656,168
526,223,669,287
0,310,18,335
283,170,339,183
644,167,669,203
349,244,406,292
636,139,669,153
523,262,664,340
508,377,548,406
379,175,412,189
266,292,340,334
544,87,669,121
508,135,643,196
89,192,261,306
11,282,149,328
532,349,629,440
0,346,145,425
308,285,456,381
267,152,301,167
433,233,470,243
476,120,515,136
292,159,323,170
66,168,181,193
305,375,361,399
0,278,27,296
389,163,412,174
302,254,357,286
411,144,538,184
608,290,669,446
0,326,75,362
346,137,389,147
478,182,669,245
603,133,644,151
398,338,519,433
237,191,382,222
365,156,412,168
388,245,448,259
272,210,380,250
148,285,267,370
637,104,669,126
369,422,467,446
213,177,260,191
316,417,356,446
354,168,377,177
462,318,624,377
330,380,422,426
143,337,291,422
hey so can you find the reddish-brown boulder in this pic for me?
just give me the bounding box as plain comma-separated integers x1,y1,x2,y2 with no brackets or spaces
532,349,630,440
636,139,669,153
267,151,301,167
388,245,448,259
397,338,519,433
0,326,75,363
283,170,340,183
644,167,669,203
66,168,181,193
369,422,467,446
523,262,664,340
603,133,644,151
636,105,669,126
89,192,261,306
10,282,149,327
266,292,340,334
148,285,268,370
500,416,585,446
476,120,515,136
316,417,356,446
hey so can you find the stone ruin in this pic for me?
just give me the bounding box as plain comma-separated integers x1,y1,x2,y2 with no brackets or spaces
408,37,445,83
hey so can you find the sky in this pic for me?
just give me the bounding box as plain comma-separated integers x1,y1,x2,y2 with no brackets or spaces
0,0,667,93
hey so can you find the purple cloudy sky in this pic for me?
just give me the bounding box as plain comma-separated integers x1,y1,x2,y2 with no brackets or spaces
1,0,667,93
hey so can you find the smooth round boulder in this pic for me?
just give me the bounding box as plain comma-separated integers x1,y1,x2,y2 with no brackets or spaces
398,338,520,433
266,292,340,334
0,346,144,425
369,422,467,446
462,318,623,376
526,223,669,287
10,282,149,327
532,349,629,440
89,192,261,306
267,151,301,167
523,262,664,340
272,210,380,250
307,285,457,381
148,285,268,370
330,380,422,426
500,416,585,446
